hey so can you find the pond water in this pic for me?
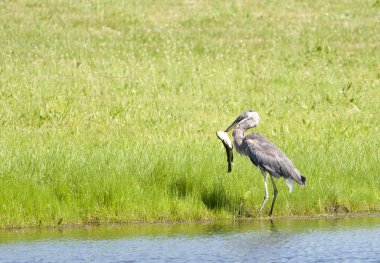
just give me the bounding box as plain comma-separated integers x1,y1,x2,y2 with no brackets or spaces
0,216,379,263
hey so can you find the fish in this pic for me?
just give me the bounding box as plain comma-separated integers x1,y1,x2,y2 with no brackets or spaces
216,131,233,173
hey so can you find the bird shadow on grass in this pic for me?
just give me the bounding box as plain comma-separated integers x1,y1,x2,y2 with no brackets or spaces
200,183,254,217
169,176,255,217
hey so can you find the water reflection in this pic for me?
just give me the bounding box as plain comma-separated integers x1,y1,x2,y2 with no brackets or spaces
1,216,379,243
0,217,379,263
269,219,279,233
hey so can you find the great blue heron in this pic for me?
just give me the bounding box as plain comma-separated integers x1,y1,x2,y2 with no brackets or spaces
224,110,306,216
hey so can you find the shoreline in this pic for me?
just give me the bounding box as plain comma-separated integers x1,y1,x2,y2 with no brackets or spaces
2,212,379,232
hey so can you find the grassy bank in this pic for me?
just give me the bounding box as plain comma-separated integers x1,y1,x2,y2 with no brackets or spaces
0,0,379,228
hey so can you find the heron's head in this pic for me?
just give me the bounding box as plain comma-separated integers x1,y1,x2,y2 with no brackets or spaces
225,110,260,132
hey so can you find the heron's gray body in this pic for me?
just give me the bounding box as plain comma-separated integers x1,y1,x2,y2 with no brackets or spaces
225,110,306,216
233,130,305,186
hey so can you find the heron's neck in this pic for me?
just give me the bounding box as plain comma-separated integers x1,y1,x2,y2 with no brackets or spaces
232,119,258,150
232,128,245,149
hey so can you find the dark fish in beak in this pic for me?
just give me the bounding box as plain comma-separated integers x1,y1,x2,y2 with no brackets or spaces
216,131,233,173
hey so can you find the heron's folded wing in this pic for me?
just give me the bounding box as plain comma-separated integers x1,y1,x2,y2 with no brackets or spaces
246,134,304,185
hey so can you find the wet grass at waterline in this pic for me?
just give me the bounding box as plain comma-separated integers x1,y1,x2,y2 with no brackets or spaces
0,0,379,228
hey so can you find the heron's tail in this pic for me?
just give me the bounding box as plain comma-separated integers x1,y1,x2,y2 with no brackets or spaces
290,167,306,187
300,175,306,186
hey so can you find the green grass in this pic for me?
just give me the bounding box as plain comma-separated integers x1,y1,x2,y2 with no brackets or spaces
0,0,379,228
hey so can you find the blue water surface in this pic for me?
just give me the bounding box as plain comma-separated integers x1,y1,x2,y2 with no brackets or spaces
0,217,379,263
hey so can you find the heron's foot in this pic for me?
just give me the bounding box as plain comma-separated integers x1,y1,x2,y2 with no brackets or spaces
255,210,274,218
256,210,273,218
256,206,266,218
256,196,268,217
268,210,273,217
256,210,263,218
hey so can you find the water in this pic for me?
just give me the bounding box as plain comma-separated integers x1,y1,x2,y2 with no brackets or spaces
0,217,379,263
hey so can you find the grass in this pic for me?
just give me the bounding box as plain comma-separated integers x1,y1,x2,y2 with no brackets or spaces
0,0,379,228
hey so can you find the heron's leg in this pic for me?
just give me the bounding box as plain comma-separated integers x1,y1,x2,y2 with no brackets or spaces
268,175,278,216
258,171,269,215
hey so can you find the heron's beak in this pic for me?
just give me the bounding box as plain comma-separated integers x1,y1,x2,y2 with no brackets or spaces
225,115,243,132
